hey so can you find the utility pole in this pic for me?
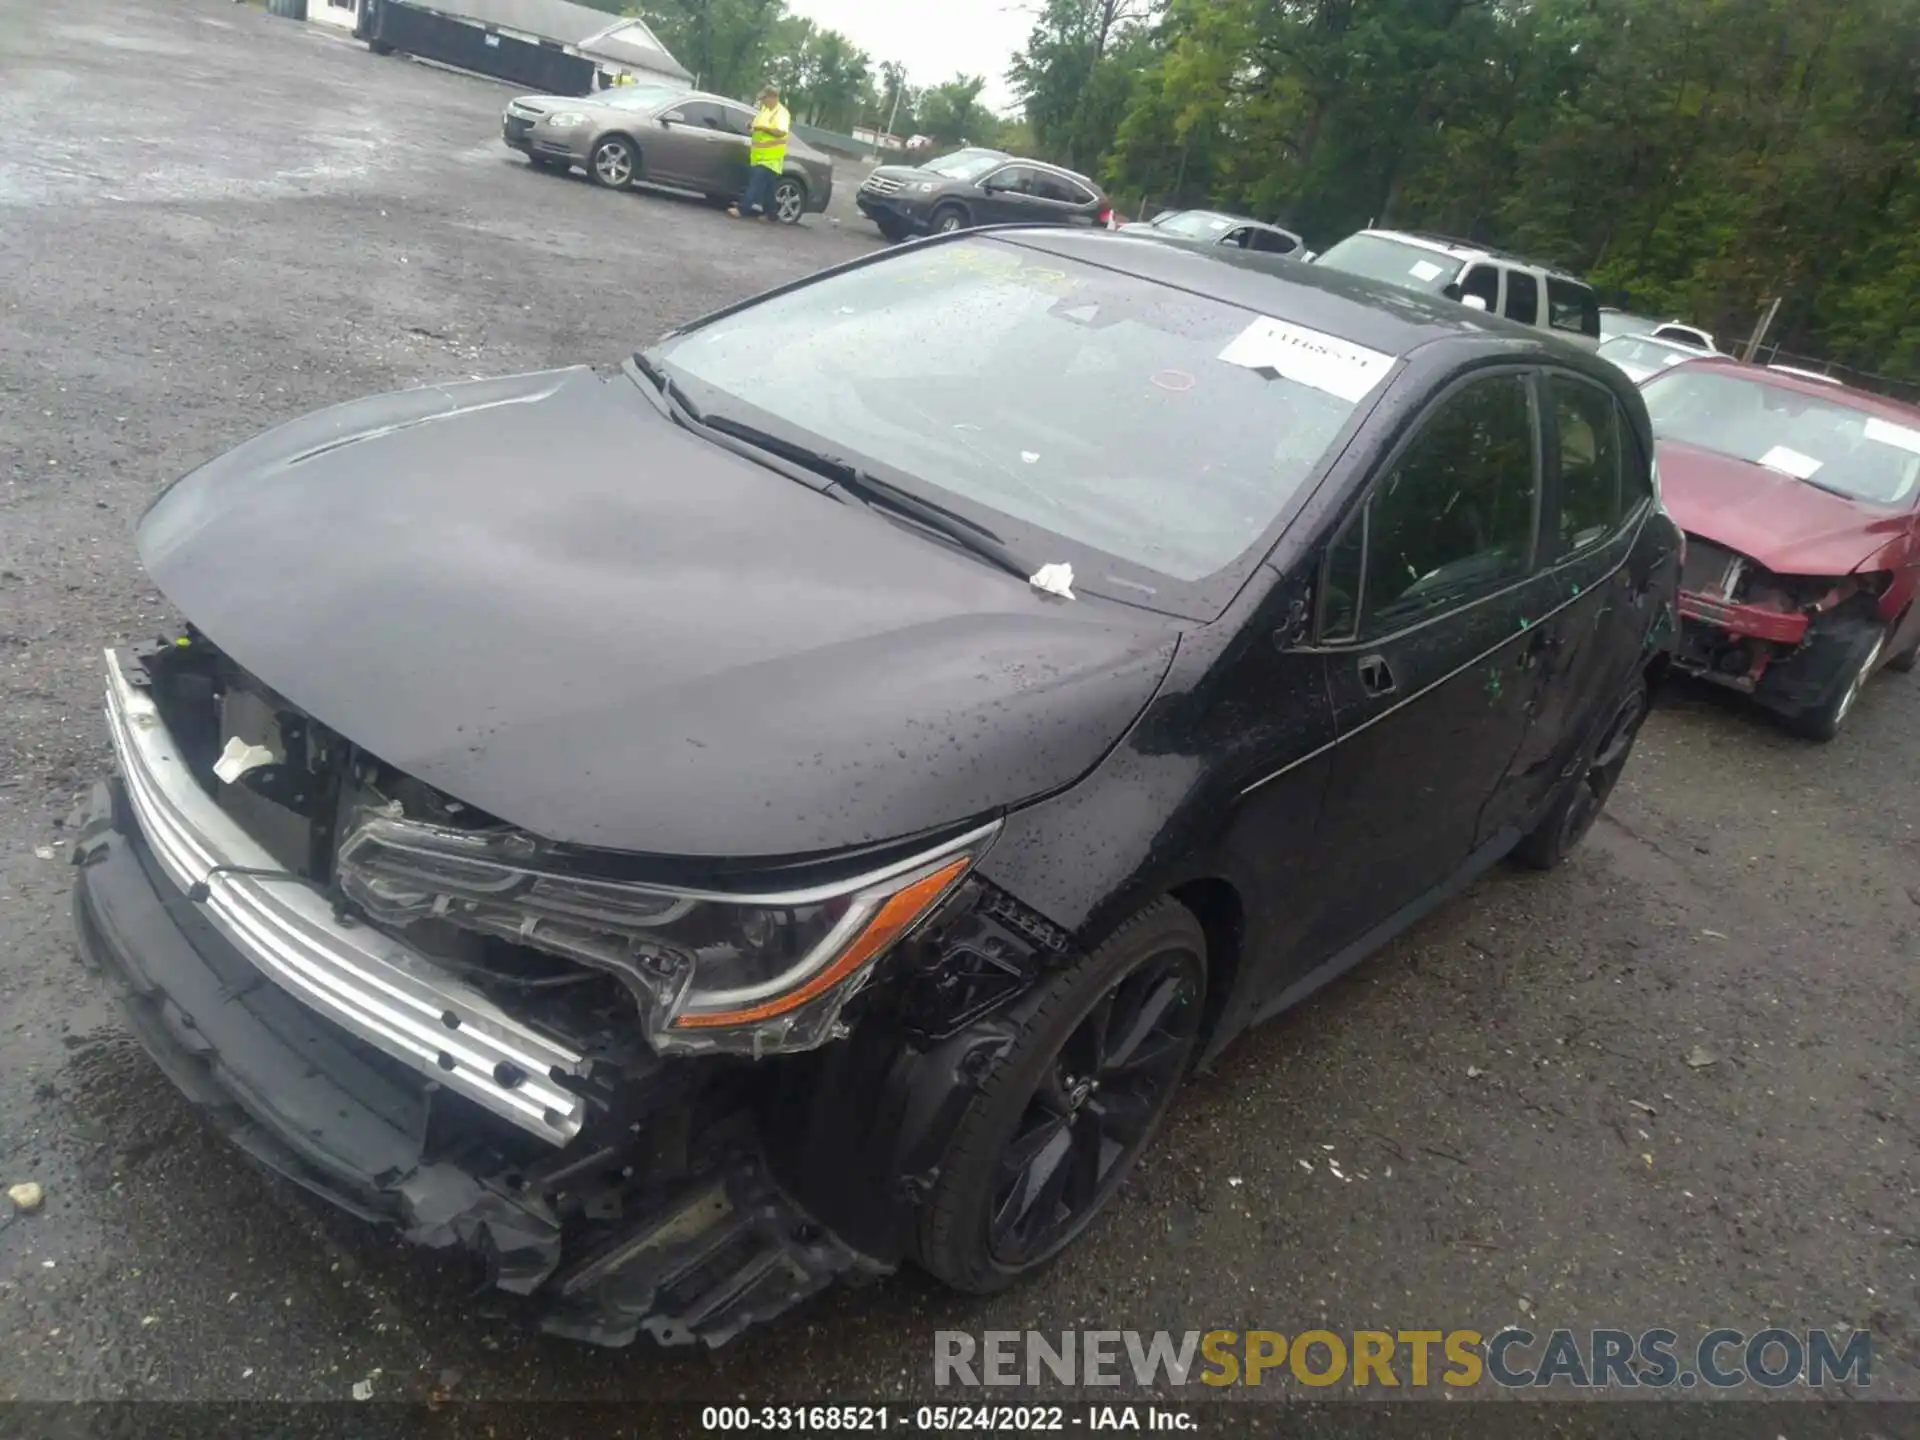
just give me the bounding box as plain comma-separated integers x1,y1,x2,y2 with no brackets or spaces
1742,295,1783,362
885,82,903,144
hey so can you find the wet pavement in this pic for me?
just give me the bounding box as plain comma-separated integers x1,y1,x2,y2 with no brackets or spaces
0,0,1915,1413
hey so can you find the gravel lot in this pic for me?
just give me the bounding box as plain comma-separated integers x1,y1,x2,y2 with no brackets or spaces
0,0,1914,1414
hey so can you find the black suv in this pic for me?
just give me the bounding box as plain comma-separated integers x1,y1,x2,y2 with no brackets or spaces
856,147,1111,240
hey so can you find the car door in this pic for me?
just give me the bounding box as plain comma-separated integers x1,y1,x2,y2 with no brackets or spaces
1285,368,1553,971
1503,269,1541,331
711,101,756,197
1489,369,1661,839
653,100,734,189
974,164,1038,223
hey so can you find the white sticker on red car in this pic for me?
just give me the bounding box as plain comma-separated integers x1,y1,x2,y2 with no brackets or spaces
1217,317,1394,403
1864,416,1920,456
1757,445,1823,479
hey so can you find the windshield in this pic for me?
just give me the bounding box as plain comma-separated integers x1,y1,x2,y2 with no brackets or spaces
1643,370,1920,506
652,238,1379,597
1314,234,1458,293
592,85,688,111
1152,211,1236,239
1599,311,1661,341
921,149,1004,181
1599,336,1700,377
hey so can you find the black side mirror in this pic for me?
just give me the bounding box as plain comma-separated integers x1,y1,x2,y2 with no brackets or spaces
1441,281,1462,301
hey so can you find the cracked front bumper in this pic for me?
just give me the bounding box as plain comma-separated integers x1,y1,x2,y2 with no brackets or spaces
70,778,884,1346
99,648,585,1143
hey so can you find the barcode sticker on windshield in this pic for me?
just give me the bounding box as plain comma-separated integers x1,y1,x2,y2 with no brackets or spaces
1218,317,1394,403
1864,416,1920,455
1409,260,1446,282
1758,445,1823,480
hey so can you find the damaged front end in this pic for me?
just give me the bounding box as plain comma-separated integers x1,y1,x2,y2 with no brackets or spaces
1672,538,1889,703
71,634,1058,1346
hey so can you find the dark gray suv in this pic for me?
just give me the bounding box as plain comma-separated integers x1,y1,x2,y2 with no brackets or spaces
856,148,1111,240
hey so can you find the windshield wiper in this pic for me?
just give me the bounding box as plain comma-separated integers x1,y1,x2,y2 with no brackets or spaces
631,351,703,422
698,415,1037,584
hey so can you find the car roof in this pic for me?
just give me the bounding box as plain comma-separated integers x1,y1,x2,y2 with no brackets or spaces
1359,229,1592,287
1664,355,1920,423
988,226,1599,361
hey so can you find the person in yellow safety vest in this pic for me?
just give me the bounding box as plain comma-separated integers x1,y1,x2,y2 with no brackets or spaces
729,82,792,222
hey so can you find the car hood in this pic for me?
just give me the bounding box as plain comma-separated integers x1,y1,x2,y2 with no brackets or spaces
1655,438,1907,576
137,367,1179,858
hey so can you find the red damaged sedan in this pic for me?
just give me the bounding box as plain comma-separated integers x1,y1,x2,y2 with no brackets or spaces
1642,358,1920,738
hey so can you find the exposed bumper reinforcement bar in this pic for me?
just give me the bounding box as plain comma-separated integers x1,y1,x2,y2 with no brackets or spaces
72,787,883,1347
100,648,586,1142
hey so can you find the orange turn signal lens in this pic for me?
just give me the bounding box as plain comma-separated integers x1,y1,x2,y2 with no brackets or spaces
671,855,972,1030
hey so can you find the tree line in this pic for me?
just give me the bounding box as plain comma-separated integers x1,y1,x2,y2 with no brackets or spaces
586,0,1920,376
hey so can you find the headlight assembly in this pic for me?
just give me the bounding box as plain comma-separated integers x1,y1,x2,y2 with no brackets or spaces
547,113,588,128
336,810,995,1056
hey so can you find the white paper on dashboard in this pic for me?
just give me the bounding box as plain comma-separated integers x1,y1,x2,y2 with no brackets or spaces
1864,416,1920,455
1757,445,1823,480
1408,259,1446,282
1217,317,1394,403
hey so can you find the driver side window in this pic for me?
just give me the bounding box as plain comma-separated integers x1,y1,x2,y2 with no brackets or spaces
1324,374,1540,642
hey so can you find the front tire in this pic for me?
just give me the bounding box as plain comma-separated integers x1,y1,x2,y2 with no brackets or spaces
588,136,636,189
1783,618,1886,741
1513,675,1649,870
929,201,970,234
916,899,1206,1294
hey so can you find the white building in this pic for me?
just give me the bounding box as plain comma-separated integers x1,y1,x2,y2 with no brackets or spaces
308,0,364,30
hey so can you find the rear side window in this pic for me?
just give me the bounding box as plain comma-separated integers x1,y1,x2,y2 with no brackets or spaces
1031,172,1094,204
1549,375,1626,553
1505,271,1540,326
1249,229,1298,255
1547,278,1601,338
1351,374,1540,639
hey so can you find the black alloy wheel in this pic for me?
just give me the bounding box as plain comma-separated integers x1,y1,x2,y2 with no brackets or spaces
1513,676,1649,869
918,900,1206,1292
989,951,1200,1266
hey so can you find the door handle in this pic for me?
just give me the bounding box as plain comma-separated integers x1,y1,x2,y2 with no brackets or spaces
1357,653,1397,697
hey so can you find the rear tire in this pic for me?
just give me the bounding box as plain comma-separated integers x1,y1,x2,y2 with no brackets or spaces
916,899,1205,1295
1513,675,1650,870
772,175,807,225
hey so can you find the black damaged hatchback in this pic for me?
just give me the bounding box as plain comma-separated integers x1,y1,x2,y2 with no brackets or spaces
73,228,1679,1346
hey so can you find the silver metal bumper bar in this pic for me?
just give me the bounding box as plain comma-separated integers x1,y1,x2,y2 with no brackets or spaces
102,649,586,1143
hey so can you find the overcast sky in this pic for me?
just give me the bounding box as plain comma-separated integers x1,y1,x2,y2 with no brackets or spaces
788,0,1035,110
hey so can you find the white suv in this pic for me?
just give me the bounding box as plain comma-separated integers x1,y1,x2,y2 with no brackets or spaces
1313,229,1602,349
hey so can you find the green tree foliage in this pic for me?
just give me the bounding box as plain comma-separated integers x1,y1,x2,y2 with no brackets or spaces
1006,0,1920,374
918,76,993,145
